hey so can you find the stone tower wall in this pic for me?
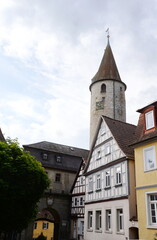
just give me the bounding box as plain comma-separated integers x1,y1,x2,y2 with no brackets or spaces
90,79,126,146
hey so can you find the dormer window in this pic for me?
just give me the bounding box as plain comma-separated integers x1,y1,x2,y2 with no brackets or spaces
145,110,155,130
42,153,48,160
56,155,62,163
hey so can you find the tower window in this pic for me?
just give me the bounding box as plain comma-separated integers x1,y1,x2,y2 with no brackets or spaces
101,84,106,93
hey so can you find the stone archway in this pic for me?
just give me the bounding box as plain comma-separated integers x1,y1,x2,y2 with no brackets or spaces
34,208,60,240
46,208,60,240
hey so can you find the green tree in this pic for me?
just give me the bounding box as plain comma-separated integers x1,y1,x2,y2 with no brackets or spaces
0,139,50,238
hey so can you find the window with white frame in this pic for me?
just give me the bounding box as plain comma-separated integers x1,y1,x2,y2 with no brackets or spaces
42,222,49,230
117,209,124,232
80,176,84,185
97,150,101,160
96,210,102,230
101,126,106,135
115,166,122,185
145,110,154,130
80,196,83,206
105,144,111,155
88,177,93,192
74,197,78,206
106,209,112,231
105,170,111,188
147,193,157,227
88,211,93,229
143,146,156,171
96,174,101,190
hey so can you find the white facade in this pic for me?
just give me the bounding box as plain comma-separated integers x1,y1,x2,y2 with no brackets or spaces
84,118,136,239
85,199,130,240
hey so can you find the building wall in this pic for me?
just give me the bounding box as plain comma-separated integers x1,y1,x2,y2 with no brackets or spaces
46,168,76,194
33,220,54,240
135,142,157,240
84,199,130,240
90,80,126,145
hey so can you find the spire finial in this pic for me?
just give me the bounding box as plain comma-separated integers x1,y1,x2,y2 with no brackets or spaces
106,28,110,44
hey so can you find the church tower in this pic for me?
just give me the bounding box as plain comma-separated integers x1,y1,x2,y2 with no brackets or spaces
89,36,127,145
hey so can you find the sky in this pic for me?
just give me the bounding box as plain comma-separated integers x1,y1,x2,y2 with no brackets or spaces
0,0,157,149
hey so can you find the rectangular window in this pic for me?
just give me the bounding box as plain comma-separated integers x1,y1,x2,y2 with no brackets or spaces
144,146,156,171
43,222,49,229
106,209,111,231
147,193,157,226
96,210,102,230
80,176,84,185
74,197,78,206
42,153,48,160
117,209,124,232
105,170,111,188
96,174,101,190
97,150,101,160
33,222,37,229
116,166,122,185
101,126,106,135
105,144,111,155
88,177,93,192
55,173,61,182
88,211,93,229
80,197,83,206
145,110,154,130
56,155,62,163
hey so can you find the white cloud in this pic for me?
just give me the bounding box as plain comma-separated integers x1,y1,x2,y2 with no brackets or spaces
0,0,157,149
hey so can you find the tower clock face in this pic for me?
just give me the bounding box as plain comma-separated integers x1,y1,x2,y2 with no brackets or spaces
96,100,104,110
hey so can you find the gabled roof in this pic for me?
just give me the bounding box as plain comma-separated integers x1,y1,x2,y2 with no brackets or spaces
0,128,5,142
90,42,126,90
103,116,136,158
23,141,89,159
85,116,136,173
131,101,157,146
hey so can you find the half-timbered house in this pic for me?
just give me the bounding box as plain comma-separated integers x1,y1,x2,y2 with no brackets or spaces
84,116,138,240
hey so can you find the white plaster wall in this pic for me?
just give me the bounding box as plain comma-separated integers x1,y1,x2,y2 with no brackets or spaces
84,199,130,240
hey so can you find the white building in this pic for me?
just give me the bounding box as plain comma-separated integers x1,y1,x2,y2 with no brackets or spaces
84,116,138,239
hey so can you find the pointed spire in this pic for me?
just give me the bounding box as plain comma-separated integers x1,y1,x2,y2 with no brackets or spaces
91,36,121,84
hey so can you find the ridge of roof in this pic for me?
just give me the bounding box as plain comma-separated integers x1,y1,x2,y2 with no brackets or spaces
23,141,89,158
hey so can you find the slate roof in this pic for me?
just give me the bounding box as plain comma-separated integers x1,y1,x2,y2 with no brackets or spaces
103,116,136,158
90,42,126,90
23,141,89,159
0,128,5,142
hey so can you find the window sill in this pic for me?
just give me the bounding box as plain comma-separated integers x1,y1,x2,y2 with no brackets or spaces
144,168,156,172
96,188,101,192
147,225,157,229
105,230,112,234
115,183,122,188
105,153,111,156
104,186,111,190
116,231,124,235
87,229,93,232
88,190,93,194
95,229,102,233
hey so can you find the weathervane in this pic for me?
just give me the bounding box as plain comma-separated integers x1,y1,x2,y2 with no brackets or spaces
106,28,110,43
